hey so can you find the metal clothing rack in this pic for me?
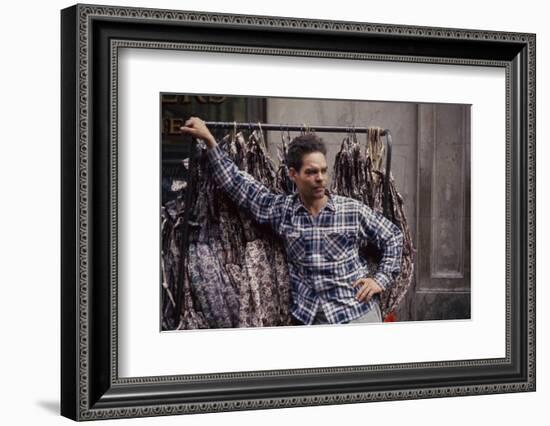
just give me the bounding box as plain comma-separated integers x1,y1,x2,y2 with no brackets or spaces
174,121,394,324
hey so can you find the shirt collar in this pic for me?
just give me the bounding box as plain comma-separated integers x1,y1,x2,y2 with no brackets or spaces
292,189,336,215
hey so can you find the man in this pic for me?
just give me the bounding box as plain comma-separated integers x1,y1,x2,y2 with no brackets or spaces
180,117,403,325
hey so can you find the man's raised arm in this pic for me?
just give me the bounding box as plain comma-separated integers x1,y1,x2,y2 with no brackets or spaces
180,117,285,228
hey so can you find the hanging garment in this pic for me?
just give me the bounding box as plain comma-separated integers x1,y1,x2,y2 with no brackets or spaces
365,127,415,318
161,197,208,331
243,239,280,327
330,128,416,319
275,129,296,195
162,130,292,330
187,240,240,328
161,202,179,330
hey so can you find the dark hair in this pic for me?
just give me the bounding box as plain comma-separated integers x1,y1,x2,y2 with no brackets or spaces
286,133,327,171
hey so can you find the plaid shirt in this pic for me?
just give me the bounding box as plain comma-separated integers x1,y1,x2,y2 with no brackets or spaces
207,144,403,325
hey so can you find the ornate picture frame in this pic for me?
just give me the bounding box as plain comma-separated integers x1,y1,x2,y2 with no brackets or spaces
61,4,535,420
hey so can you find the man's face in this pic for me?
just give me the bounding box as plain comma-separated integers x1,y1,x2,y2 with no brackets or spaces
289,152,328,201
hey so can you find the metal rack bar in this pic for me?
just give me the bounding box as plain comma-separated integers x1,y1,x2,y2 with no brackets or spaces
205,121,387,136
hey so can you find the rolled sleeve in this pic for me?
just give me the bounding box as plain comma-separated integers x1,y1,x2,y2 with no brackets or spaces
373,271,391,291
206,144,285,228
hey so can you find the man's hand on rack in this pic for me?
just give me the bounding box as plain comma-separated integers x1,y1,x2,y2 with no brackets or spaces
180,117,217,149
353,277,383,303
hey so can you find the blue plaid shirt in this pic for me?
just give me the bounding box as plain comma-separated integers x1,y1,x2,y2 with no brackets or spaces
207,144,403,324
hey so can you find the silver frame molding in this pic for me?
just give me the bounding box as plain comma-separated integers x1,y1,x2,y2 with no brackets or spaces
61,3,536,421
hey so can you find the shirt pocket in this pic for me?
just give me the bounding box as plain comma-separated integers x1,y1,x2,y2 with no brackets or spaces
284,230,306,262
323,231,356,261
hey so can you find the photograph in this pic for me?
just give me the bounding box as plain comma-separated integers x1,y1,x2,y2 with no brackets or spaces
160,94,471,331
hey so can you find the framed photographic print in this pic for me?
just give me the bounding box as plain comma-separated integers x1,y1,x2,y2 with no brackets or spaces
61,3,535,421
